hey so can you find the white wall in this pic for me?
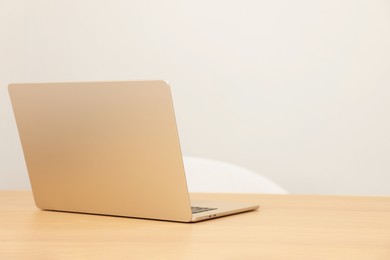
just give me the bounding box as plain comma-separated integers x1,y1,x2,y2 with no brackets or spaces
1,0,390,195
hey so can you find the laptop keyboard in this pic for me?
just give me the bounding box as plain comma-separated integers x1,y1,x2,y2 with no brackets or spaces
191,206,217,214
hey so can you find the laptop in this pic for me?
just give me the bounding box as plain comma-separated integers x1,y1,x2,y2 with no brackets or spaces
8,81,259,222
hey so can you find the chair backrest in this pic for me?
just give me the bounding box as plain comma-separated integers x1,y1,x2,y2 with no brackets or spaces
183,156,288,194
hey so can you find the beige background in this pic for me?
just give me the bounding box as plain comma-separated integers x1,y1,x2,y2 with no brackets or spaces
1,0,389,195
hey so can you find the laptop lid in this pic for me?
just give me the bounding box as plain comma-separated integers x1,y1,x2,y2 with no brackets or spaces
9,81,193,222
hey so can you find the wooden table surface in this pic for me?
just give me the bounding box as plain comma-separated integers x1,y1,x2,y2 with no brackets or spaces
1,191,389,259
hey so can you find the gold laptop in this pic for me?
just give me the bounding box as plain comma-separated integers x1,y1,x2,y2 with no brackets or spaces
8,81,259,222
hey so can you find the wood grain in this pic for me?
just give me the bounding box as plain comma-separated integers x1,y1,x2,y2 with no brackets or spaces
1,191,389,259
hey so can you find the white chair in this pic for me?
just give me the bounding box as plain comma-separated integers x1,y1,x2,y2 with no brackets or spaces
183,156,288,194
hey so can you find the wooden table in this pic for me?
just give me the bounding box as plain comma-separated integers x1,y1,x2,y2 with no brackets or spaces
1,191,389,259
